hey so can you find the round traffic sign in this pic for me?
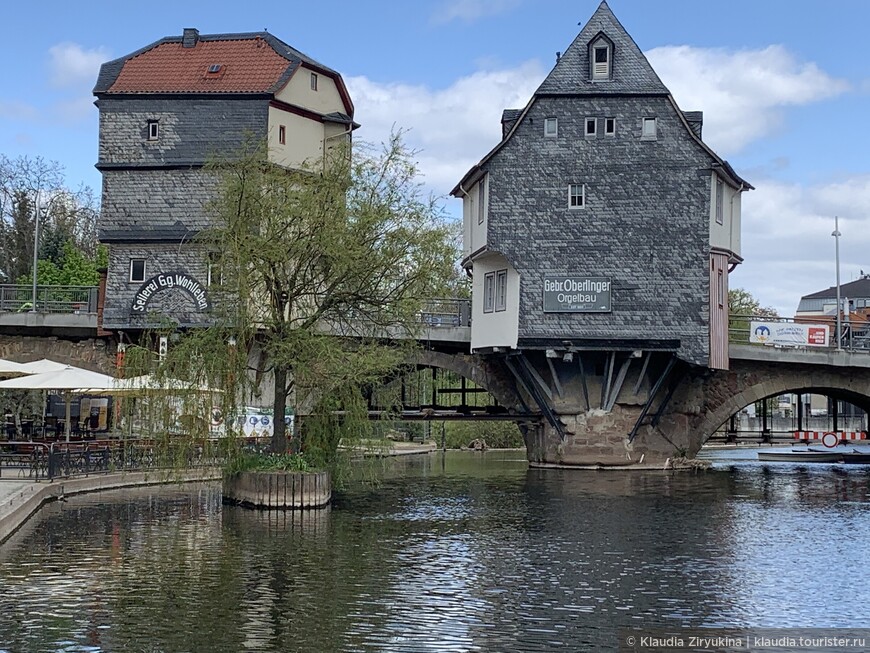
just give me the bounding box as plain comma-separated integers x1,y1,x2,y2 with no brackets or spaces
821,432,839,448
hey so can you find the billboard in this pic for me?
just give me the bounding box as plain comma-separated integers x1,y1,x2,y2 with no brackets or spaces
543,277,611,313
750,321,829,348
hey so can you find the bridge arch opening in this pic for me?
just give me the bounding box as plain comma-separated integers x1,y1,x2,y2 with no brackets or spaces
700,386,870,446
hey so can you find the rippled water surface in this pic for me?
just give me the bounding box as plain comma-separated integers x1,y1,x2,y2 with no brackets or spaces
2,450,870,652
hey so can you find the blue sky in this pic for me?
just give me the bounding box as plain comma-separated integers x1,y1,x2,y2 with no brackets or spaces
2,0,869,315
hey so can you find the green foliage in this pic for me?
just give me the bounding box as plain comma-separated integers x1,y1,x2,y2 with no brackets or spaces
223,451,314,475
728,287,779,343
17,241,101,286
441,421,525,449
190,133,458,461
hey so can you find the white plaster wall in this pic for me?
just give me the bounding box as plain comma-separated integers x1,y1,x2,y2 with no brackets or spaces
708,171,742,258
275,67,346,115
462,176,488,259
267,107,324,169
471,253,519,350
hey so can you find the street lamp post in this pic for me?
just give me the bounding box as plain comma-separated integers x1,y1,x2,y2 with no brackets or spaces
30,191,41,313
832,216,842,350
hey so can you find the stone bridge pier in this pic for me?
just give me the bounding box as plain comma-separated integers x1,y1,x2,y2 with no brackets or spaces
420,348,870,467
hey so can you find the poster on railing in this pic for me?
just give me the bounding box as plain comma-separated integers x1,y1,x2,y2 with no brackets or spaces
750,321,829,347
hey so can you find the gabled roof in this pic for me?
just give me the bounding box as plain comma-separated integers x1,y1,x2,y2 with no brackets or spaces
536,1,669,96
450,1,752,195
94,30,353,115
802,278,870,301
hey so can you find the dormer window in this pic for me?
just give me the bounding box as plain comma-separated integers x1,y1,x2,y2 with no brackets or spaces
590,36,612,80
207,64,222,74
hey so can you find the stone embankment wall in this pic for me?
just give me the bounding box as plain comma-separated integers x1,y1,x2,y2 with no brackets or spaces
223,471,331,509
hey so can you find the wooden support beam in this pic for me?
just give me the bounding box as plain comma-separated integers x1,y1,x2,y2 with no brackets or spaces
604,356,632,413
627,356,676,443
632,351,651,397
578,354,590,411
601,351,615,409
546,356,563,398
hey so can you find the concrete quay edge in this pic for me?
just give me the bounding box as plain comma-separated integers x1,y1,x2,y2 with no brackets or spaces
0,469,221,545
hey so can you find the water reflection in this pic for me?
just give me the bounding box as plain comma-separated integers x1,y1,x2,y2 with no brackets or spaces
1,453,870,651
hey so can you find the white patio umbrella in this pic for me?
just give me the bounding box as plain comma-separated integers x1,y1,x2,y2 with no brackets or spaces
0,358,30,377
0,366,117,441
18,359,77,374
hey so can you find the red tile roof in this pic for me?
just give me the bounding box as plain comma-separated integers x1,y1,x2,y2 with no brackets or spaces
108,38,291,93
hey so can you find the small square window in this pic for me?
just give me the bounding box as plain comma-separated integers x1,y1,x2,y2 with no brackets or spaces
129,259,146,283
568,184,585,209
544,117,558,137
585,117,597,137
279,125,286,145
642,117,657,139
310,72,318,91
147,120,159,141
605,117,615,136
483,272,495,313
495,270,507,312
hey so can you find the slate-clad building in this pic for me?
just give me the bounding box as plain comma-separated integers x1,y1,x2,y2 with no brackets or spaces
94,28,356,332
452,1,750,370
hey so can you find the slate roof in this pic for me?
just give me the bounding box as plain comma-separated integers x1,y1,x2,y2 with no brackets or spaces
94,30,352,114
535,0,669,96
802,278,870,300
451,1,752,195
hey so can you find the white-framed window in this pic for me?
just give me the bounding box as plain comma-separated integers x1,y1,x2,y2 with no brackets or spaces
642,117,657,139
715,178,724,225
605,117,615,136
129,259,146,283
585,117,597,137
495,269,507,312
147,120,159,141
568,183,585,209
544,117,558,137
483,272,495,313
592,42,610,79
310,72,318,91
477,176,487,225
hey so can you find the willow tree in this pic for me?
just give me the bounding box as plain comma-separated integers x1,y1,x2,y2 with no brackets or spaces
203,135,457,455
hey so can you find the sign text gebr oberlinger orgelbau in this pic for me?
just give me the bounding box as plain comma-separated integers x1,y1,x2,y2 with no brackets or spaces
543,277,611,313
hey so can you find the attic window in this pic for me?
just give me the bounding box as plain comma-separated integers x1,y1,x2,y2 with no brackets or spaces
591,39,611,80
207,64,222,74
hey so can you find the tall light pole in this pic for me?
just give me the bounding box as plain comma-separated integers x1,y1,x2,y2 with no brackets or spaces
30,191,41,313
832,215,842,350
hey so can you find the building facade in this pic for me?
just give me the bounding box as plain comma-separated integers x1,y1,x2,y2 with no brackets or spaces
452,1,750,371
94,28,356,333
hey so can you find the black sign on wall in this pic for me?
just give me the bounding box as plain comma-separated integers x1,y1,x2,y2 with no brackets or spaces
542,276,611,312
131,273,210,314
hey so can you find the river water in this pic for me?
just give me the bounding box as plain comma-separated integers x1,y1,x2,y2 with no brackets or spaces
2,450,870,652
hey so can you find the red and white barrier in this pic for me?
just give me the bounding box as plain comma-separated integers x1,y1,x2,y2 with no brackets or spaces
793,431,867,441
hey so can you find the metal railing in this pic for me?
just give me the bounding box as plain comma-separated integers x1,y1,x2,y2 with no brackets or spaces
418,298,471,327
728,314,870,352
0,285,98,314
0,438,235,480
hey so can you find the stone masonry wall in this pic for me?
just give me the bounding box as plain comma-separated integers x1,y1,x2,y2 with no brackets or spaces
486,95,713,366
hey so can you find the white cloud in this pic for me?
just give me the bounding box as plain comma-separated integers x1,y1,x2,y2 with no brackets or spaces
346,60,544,196
48,42,110,89
431,0,521,25
646,45,850,155
731,175,870,315
0,101,38,121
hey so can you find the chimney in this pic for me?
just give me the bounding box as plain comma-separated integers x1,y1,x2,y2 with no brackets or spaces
683,111,703,139
182,28,200,48
501,109,521,139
